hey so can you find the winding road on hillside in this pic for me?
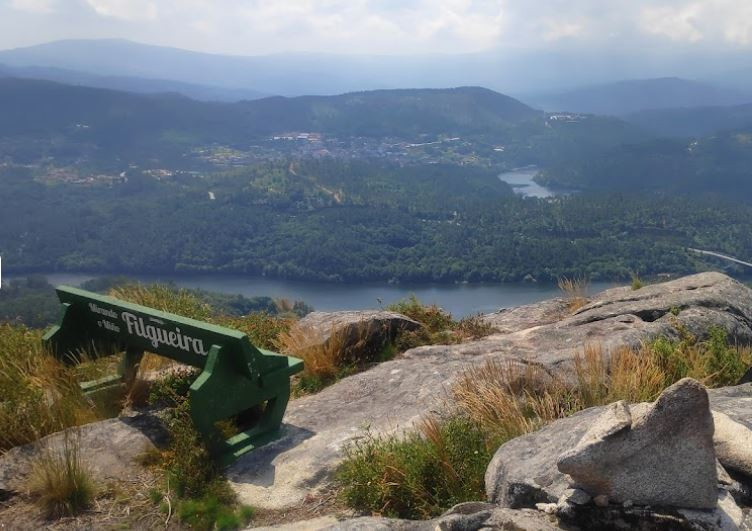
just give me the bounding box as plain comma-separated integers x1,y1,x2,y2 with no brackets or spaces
687,248,752,269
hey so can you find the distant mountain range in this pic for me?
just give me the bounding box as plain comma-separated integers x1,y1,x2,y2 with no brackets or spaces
624,103,752,137
0,78,539,139
0,77,645,171
3,39,752,100
0,62,268,102
525,77,752,115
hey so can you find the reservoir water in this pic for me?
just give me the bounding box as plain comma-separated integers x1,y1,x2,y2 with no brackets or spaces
12,272,621,318
498,167,558,198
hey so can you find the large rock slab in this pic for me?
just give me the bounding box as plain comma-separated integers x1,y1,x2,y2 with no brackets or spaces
556,378,717,509
485,383,752,510
481,298,571,334
415,272,752,372
713,411,752,478
230,273,752,510
228,349,471,509
0,413,168,497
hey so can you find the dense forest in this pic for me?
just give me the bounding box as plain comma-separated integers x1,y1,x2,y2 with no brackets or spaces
538,128,752,198
1,160,748,283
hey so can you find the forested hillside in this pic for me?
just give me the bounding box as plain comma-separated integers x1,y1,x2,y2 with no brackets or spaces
538,129,752,197
1,161,749,282
0,78,641,169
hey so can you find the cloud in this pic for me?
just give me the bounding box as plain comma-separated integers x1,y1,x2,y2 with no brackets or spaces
84,0,158,21
9,0,55,14
640,4,703,43
4,0,752,55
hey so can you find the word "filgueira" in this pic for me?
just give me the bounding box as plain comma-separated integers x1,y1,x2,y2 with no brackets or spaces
121,311,208,356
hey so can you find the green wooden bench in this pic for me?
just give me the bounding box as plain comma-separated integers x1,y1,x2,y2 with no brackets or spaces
43,285,303,464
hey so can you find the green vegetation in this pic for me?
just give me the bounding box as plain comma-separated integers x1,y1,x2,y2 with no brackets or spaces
338,327,751,519
4,158,751,284
338,416,492,519
389,295,496,349
146,374,255,530
539,128,752,199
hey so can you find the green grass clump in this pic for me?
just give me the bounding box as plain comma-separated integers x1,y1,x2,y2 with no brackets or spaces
650,326,750,388
176,493,254,531
148,379,255,530
388,296,497,350
631,273,644,290
337,416,492,519
28,433,95,518
388,295,455,334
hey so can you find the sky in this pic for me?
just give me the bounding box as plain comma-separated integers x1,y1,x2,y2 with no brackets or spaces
2,0,752,56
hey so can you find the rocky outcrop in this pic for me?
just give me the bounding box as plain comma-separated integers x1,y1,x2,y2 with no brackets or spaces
230,272,752,511
0,413,167,498
321,503,562,531
556,379,718,509
485,383,752,511
713,411,752,478
413,272,752,371
292,310,421,356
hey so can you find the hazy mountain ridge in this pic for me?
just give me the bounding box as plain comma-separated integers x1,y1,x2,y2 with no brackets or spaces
4,39,752,97
525,77,752,115
0,77,539,138
0,62,269,102
624,103,752,137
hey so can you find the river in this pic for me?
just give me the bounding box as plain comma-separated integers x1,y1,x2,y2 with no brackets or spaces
10,272,621,317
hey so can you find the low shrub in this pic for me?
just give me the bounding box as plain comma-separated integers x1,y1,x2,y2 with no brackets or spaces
149,380,255,530
389,296,497,349
217,312,292,351
454,314,497,341
337,416,491,519
28,432,95,518
388,295,454,334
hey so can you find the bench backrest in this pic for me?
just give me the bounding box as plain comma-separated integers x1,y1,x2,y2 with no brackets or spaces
45,286,267,380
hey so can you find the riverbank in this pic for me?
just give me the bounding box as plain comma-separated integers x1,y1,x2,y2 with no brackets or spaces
5,271,621,318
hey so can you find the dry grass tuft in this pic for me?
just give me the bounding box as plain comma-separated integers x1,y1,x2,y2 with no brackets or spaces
278,320,390,394
278,323,342,384
557,276,589,311
451,359,568,442
451,328,752,444
28,431,95,519
0,324,99,450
